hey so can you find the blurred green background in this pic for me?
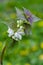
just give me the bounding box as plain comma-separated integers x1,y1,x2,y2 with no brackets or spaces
0,0,43,65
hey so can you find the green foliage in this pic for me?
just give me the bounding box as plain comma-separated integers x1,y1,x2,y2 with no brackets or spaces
0,0,43,65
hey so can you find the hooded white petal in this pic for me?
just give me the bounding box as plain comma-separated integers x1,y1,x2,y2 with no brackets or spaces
18,31,25,36
15,7,26,20
12,32,22,40
7,27,14,37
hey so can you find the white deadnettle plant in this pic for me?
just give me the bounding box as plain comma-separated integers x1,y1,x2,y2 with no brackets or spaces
7,20,25,41
7,7,41,41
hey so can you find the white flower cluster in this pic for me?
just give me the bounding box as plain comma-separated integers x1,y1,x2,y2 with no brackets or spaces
17,20,23,27
7,20,25,41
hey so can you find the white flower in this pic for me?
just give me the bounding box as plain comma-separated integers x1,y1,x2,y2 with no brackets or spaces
17,26,25,36
7,27,24,41
7,27,14,37
18,31,25,36
7,22,25,41
12,32,22,41
12,26,25,41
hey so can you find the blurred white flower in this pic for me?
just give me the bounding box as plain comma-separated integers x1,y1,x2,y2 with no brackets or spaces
17,26,25,36
7,27,25,41
12,26,25,41
12,32,22,41
18,31,25,36
7,27,14,37
7,21,25,41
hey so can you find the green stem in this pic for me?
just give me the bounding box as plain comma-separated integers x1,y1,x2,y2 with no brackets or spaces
0,45,6,65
